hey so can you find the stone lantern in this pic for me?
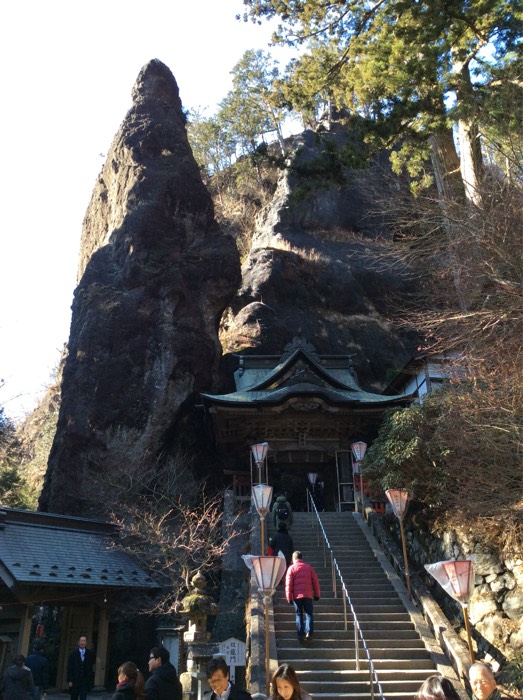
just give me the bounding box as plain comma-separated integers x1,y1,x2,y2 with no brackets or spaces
176,571,219,643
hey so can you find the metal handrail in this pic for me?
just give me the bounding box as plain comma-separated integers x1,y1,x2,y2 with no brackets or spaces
308,493,387,700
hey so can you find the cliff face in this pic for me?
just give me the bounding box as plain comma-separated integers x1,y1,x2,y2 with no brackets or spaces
222,126,417,390
39,64,418,515
39,60,241,515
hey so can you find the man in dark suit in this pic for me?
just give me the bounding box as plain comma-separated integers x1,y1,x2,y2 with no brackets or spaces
67,635,94,700
203,657,251,700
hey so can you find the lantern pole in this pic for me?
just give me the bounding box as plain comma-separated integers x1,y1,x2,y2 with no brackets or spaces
252,484,273,555
425,559,476,664
242,555,286,695
463,604,474,664
399,518,412,600
385,489,412,600
351,441,367,513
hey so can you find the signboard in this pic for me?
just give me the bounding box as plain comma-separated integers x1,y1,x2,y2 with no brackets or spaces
217,638,246,682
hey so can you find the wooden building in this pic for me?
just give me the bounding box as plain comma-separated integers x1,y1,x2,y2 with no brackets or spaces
0,507,158,687
202,337,413,511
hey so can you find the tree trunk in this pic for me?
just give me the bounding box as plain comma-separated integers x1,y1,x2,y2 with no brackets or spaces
428,127,469,312
428,127,463,203
452,57,483,208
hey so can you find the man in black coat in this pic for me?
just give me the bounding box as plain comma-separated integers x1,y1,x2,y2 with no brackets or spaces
25,643,49,700
203,657,252,700
67,635,94,700
145,647,182,700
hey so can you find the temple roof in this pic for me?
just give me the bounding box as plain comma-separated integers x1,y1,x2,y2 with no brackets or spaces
202,337,411,409
0,507,158,591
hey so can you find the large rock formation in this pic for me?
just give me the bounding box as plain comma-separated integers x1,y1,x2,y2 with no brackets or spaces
223,125,418,390
39,60,241,515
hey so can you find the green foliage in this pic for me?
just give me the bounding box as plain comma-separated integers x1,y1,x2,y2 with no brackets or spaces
0,405,33,508
187,50,292,179
289,139,346,199
362,403,449,501
501,655,523,695
241,0,522,199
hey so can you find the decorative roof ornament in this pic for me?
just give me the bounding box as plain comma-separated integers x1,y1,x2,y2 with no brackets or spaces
282,335,320,362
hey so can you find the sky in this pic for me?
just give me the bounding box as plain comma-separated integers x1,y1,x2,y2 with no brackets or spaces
0,0,295,421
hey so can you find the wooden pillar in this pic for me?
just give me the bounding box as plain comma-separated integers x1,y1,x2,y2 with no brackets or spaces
18,605,33,655
94,607,109,688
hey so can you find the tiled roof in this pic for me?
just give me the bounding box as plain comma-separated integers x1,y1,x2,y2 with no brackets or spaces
0,508,158,590
202,382,409,406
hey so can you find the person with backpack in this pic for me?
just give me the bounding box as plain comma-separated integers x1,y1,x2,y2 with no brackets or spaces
272,493,293,531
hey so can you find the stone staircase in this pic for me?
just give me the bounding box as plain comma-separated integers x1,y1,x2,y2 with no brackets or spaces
270,511,441,700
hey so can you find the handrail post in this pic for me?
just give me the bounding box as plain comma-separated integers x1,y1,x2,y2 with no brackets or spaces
308,509,385,700
354,624,360,671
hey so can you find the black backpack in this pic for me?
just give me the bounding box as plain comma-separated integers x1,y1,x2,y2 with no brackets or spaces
277,502,289,520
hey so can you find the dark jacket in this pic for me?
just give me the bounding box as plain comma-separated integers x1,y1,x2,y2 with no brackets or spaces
472,691,504,700
1,664,34,700
268,529,294,566
203,682,252,700
67,649,94,690
272,495,293,529
145,662,181,700
25,652,49,689
111,680,137,700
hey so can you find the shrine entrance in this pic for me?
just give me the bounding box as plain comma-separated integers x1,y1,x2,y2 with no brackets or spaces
201,337,412,512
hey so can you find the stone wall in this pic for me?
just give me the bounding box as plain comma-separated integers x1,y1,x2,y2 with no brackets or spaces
386,514,523,663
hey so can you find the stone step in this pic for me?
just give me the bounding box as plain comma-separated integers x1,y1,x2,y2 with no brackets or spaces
287,658,435,671
300,678,430,694
275,628,421,640
308,694,423,700
275,620,416,631
274,603,407,616
275,645,430,658
273,611,414,622
271,512,440,700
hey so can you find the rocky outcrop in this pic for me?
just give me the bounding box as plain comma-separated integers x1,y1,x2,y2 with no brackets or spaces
393,516,523,662
39,60,241,515
223,125,418,390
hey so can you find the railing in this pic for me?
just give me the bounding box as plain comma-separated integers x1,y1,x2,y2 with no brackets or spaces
308,492,387,700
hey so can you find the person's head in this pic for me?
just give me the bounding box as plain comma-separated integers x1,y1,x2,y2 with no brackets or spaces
33,642,44,653
469,663,497,700
206,657,230,696
78,635,88,649
13,654,25,667
118,662,143,688
415,675,460,700
148,646,169,673
292,551,302,563
271,664,301,700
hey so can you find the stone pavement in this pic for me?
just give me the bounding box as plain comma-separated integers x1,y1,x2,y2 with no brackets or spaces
45,692,113,700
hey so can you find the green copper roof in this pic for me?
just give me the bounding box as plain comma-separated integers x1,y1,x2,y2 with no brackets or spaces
202,382,409,407
202,342,412,408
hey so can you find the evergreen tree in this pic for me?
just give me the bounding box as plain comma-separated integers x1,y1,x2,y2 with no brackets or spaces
241,0,522,205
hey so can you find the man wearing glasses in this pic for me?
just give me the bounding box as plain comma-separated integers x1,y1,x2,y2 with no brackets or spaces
145,647,181,700
203,657,251,700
